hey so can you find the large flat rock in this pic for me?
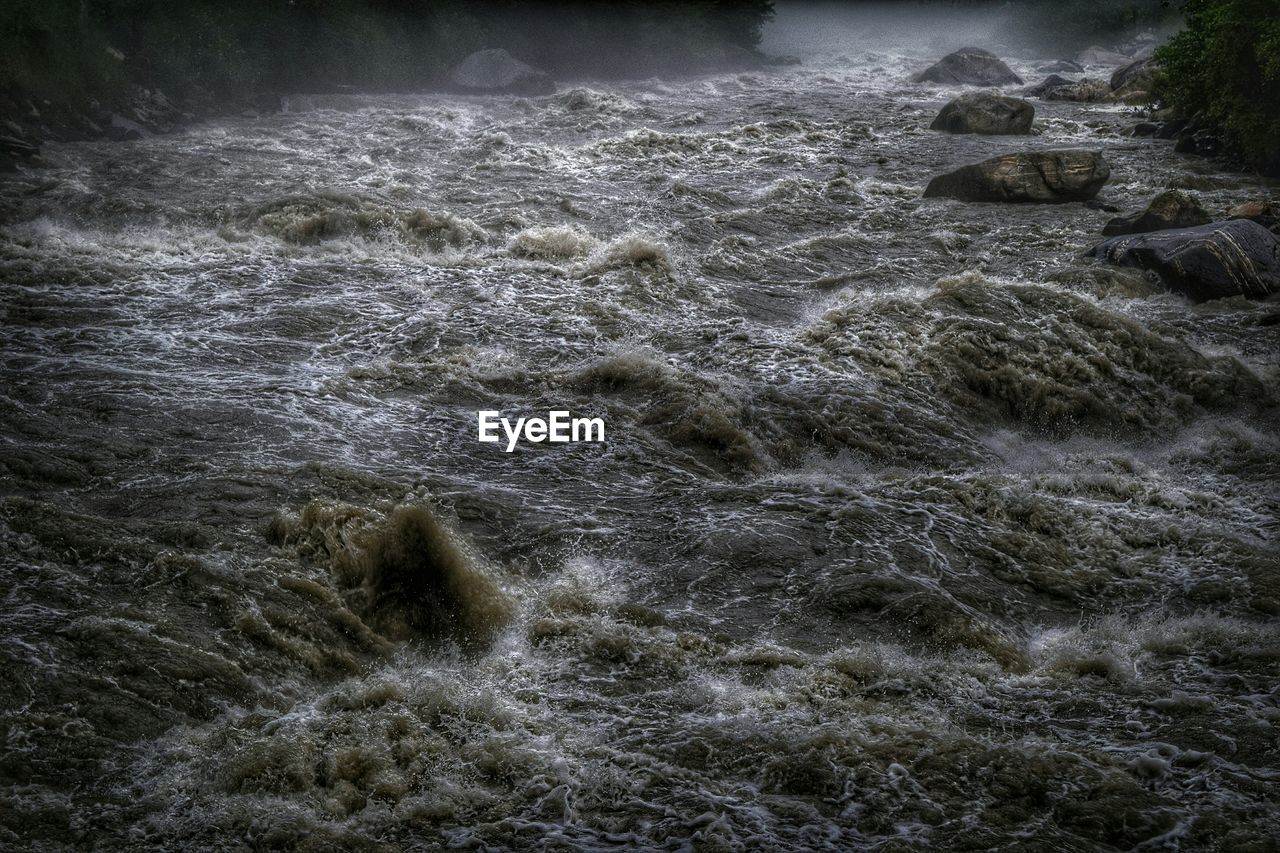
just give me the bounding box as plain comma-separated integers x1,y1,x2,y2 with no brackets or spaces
924,150,1110,203
1089,219,1280,302
930,92,1034,135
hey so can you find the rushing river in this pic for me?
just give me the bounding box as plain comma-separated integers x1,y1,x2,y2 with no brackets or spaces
2,11,1278,851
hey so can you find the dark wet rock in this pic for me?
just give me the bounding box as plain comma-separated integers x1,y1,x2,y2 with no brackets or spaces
0,82,194,169
448,48,555,96
1175,128,1222,158
924,149,1110,203
1076,46,1130,66
915,47,1023,86
1036,60,1084,74
930,92,1034,135
1110,57,1157,91
1155,119,1189,140
1130,122,1159,137
1042,78,1112,102
1089,219,1280,302
0,133,40,170
1102,190,1211,236
1026,74,1075,97
1110,58,1159,103
126,87,188,133
1084,199,1122,213
1025,74,1113,101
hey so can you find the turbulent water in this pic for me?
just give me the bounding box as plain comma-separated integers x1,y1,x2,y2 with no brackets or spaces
2,12,1279,852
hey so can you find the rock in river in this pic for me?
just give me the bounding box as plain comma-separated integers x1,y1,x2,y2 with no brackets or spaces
449,49,555,95
1026,74,1075,97
1102,190,1211,236
1076,45,1131,66
930,92,1034,135
915,47,1023,86
1039,77,1112,102
924,150,1110,203
1110,57,1158,103
1036,60,1084,74
1089,219,1280,302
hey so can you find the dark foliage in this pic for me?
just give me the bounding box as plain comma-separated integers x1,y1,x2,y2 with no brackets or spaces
0,0,776,110
1154,0,1280,174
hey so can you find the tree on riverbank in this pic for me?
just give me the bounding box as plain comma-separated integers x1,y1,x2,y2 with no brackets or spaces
0,0,776,111
1154,0,1280,175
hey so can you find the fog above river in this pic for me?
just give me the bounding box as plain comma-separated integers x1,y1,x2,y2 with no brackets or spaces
762,1,1182,65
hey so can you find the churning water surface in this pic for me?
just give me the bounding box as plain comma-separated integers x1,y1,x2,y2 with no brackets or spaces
1,11,1278,852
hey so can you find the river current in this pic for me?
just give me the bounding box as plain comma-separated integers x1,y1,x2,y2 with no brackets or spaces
1,13,1278,851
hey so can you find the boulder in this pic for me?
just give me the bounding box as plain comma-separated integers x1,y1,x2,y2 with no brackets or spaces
1110,57,1156,91
1042,78,1112,102
1110,57,1158,103
1089,219,1280,301
1175,128,1221,158
923,149,1110,203
916,47,1023,86
929,92,1035,135
1227,200,1278,232
1026,74,1075,97
449,49,555,96
1102,190,1210,236
1228,199,1275,227
1036,60,1084,74
1076,46,1130,66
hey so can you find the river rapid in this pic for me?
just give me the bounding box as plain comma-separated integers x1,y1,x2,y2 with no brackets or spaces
1,10,1278,851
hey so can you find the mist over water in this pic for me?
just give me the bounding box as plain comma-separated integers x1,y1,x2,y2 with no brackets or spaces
763,2,1004,59
1,3,1278,850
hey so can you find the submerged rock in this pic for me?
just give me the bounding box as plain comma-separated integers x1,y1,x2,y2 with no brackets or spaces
449,48,555,95
1102,190,1210,236
915,47,1023,86
924,150,1110,203
930,92,1034,135
1089,219,1280,302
